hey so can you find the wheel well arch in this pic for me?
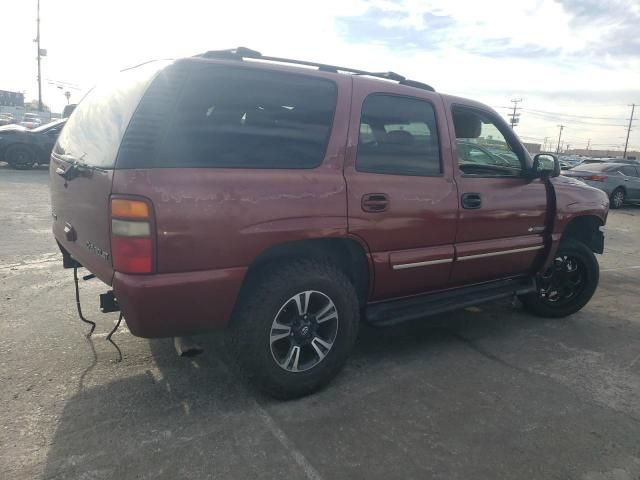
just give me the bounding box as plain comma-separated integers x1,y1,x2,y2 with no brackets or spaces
561,215,604,253
241,237,371,308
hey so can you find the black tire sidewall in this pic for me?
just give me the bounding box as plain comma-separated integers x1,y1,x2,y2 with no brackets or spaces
521,239,599,318
231,261,359,398
7,145,36,169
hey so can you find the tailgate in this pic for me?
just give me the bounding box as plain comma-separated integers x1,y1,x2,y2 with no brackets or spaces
49,60,170,284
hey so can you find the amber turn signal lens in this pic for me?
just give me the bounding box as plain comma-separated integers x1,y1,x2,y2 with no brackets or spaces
111,199,149,219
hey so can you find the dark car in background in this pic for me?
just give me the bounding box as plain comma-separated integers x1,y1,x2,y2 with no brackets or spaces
563,162,640,208
0,118,66,169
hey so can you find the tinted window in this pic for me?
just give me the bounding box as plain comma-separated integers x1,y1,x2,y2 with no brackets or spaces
621,166,639,177
453,107,523,177
157,66,337,169
356,95,441,176
54,61,168,168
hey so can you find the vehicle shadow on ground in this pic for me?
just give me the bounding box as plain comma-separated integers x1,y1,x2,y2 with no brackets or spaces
41,300,557,479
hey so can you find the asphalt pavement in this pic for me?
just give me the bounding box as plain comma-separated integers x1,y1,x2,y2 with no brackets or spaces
1,163,639,480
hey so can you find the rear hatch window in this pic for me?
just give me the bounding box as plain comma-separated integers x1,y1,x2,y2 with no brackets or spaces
54,60,170,168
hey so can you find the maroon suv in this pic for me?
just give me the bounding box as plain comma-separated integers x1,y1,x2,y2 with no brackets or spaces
50,48,609,398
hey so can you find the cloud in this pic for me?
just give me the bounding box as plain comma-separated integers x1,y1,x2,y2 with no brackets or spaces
336,9,455,50
556,0,640,56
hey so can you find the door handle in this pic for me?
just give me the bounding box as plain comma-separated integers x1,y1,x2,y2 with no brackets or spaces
461,192,482,209
362,193,389,212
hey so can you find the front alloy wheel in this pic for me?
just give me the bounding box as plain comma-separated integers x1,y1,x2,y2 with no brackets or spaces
536,254,587,306
270,290,339,372
520,239,599,318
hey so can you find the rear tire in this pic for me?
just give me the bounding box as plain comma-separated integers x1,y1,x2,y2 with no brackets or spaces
610,188,625,209
6,144,36,170
229,259,359,399
520,239,599,318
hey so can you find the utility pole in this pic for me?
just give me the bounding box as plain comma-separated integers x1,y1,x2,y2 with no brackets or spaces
623,103,636,159
509,98,522,128
556,125,565,154
586,139,590,151
36,0,42,111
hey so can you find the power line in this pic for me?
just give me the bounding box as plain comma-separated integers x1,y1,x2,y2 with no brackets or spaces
522,112,627,127
523,108,625,121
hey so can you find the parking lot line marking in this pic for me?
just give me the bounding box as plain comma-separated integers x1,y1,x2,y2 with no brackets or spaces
254,405,324,480
601,265,640,272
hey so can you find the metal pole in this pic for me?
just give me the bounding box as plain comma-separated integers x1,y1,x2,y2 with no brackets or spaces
510,98,522,128
623,104,635,159
556,125,564,154
36,0,42,111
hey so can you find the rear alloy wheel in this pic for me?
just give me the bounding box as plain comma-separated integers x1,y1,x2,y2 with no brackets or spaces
520,239,599,318
270,291,339,373
230,260,359,399
610,188,625,209
5,144,36,169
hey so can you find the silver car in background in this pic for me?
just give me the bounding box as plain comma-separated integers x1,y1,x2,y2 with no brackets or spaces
563,163,640,209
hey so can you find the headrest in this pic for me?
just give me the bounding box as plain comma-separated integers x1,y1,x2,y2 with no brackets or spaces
453,111,482,138
385,130,415,145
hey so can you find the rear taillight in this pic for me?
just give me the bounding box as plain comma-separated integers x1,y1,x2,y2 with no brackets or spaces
110,198,154,274
583,175,608,181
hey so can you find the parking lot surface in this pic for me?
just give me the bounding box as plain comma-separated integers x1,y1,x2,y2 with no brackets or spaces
1,164,640,480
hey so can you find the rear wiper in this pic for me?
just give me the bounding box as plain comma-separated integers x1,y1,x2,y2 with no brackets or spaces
55,155,107,181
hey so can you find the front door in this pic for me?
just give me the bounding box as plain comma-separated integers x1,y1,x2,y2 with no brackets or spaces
620,165,640,200
445,103,549,285
344,82,458,300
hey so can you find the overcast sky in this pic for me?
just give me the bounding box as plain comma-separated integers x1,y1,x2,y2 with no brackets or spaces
2,0,639,151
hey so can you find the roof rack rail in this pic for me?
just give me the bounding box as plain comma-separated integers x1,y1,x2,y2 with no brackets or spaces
196,47,435,92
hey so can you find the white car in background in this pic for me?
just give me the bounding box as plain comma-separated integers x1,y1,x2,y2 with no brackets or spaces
19,113,42,129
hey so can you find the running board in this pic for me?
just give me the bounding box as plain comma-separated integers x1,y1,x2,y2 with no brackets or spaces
366,277,536,327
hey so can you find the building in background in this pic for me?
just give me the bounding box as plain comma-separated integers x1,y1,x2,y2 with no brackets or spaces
522,142,541,154
0,90,24,107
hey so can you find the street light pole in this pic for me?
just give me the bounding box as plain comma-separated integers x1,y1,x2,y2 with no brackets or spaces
556,125,565,154
623,104,636,160
36,0,42,111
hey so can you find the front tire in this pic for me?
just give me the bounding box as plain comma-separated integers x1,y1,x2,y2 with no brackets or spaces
520,239,599,318
610,188,625,209
229,260,360,399
5,144,36,169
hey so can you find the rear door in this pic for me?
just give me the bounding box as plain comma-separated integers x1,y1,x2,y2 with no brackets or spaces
50,61,168,283
444,101,548,285
344,80,458,300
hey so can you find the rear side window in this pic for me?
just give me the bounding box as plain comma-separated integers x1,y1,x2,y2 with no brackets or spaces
621,166,639,177
155,65,337,169
356,94,441,176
